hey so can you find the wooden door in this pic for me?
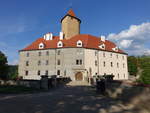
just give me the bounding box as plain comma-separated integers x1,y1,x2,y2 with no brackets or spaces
75,72,83,81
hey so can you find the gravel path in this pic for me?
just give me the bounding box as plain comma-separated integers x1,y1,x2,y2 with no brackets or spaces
0,83,147,113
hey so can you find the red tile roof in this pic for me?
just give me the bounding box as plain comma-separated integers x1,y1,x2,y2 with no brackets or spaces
22,34,126,54
67,9,76,17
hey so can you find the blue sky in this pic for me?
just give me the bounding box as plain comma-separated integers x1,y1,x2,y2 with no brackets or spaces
0,0,150,65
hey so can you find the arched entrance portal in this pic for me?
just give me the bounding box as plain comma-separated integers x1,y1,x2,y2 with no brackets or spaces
75,72,83,81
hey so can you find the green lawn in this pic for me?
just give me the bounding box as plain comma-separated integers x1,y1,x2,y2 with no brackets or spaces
0,85,41,94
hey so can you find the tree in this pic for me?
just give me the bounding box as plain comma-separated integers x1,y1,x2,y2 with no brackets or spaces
0,51,8,79
128,56,138,76
7,65,18,79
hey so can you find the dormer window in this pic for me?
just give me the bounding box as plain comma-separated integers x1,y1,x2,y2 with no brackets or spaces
99,43,105,49
112,46,118,52
39,43,44,49
57,41,63,48
77,40,83,47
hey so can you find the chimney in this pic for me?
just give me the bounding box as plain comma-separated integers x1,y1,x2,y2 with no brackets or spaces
101,35,105,42
50,33,53,40
59,32,64,40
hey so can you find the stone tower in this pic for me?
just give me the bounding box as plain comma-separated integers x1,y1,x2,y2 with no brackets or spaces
61,9,81,39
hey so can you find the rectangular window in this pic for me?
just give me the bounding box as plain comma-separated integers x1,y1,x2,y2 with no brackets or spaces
46,51,49,56
45,70,48,75
111,62,113,67
64,70,66,76
103,61,106,67
123,63,125,68
38,61,41,66
57,60,60,65
80,60,82,65
117,63,119,68
46,60,49,65
118,74,119,79
116,54,118,59
95,60,98,66
57,50,60,55
57,70,60,75
103,52,105,57
110,53,112,58
95,51,97,56
26,61,29,66
38,70,40,75
122,56,124,60
25,71,28,76
76,59,82,65
38,52,41,56
76,60,79,65
26,53,29,57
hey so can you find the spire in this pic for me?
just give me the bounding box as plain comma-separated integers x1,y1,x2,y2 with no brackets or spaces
67,9,76,17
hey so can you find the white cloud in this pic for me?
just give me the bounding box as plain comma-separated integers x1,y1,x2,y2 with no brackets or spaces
119,40,133,48
107,22,150,56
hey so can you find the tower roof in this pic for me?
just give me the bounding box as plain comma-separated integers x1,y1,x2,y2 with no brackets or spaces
67,9,76,17
61,9,81,23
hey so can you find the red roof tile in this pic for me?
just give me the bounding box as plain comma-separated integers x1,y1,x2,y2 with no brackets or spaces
22,34,126,54
67,9,76,17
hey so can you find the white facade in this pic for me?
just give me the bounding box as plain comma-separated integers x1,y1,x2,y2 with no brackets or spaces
19,48,128,80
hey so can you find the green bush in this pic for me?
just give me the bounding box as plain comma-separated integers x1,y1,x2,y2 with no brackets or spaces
138,69,150,84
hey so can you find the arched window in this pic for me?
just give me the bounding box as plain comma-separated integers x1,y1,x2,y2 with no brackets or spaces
77,40,83,47
39,43,44,49
57,41,63,47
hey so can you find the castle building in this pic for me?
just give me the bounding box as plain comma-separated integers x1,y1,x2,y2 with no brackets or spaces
18,9,128,81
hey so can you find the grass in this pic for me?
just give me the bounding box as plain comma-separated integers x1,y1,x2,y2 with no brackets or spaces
0,85,42,94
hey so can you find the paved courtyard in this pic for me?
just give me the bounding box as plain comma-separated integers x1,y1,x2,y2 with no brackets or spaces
0,81,148,113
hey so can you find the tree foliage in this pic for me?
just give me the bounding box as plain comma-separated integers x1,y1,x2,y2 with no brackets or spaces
128,56,150,84
128,56,138,76
7,65,18,79
0,51,8,79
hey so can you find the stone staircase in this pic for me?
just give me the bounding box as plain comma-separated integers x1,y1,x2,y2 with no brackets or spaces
67,80,90,86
